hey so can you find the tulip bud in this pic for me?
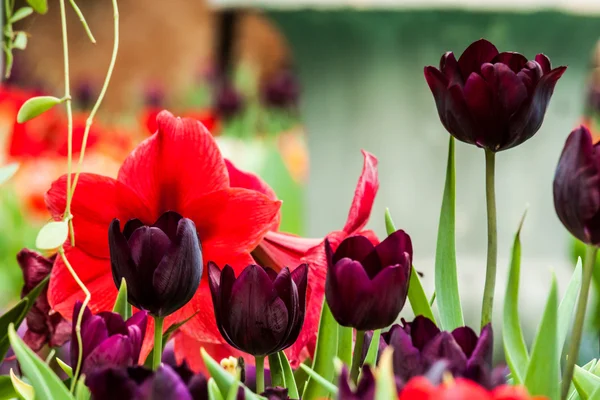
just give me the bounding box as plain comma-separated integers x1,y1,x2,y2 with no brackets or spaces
424,39,566,152
553,126,600,245
208,262,308,357
108,211,202,317
325,230,412,331
71,302,147,377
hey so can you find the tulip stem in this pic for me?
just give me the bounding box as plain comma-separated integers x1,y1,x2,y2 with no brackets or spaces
481,149,497,329
561,245,598,399
350,330,365,384
152,316,164,370
255,356,265,394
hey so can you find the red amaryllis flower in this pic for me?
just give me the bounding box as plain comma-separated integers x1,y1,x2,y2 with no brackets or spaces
46,110,281,362
17,249,70,351
398,377,546,400
424,39,566,152
170,150,378,370
553,125,600,245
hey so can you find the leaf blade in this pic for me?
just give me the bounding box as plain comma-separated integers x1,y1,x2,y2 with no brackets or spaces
17,96,62,123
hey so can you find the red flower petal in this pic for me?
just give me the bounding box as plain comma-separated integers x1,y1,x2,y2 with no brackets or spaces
184,188,281,255
48,247,117,319
117,110,229,216
252,231,321,271
45,173,153,258
342,150,379,234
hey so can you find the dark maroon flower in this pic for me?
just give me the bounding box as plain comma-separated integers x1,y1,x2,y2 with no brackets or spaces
424,39,566,152
325,230,412,331
363,316,498,387
262,70,300,109
553,126,600,245
261,387,290,400
17,249,70,351
71,302,147,376
86,364,208,400
214,83,244,119
208,262,308,356
108,211,202,317
338,365,376,400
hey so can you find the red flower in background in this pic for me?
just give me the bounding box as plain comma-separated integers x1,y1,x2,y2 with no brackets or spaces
173,150,380,370
142,107,219,137
45,110,281,363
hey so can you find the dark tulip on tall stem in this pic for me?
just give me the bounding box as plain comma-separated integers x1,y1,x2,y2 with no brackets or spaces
553,126,600,397
108,211,203,370
424,39,566,329
208,262,308,393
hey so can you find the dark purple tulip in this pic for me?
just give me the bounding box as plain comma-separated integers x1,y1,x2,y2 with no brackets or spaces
325,230,413,331
17,249,70,351
363,316,498,387
71,302,147,376
86,364,208,400
338,365,376,400
262,70,300,109
261,387,290,400
214,83,245,119
553,126,600,245
208,262,308,356
108,211,202,317
424,39,566,152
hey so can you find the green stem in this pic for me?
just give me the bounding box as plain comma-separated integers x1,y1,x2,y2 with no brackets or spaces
561,245,598,399
255,355,265,394
481,149,497,329
349,330,365,384
152,316,164,370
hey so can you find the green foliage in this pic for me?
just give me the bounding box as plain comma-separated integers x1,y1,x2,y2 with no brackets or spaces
56,357,73,378
0,163,19,186
434,136,464,330
25,0,48,14
362,330,381,368
112,278,131,320
298,364,338,396
17,96,63,123
374,349,397,400
268,351,299,398
36,221,69,250
8,324,74,399
8,370,31,400
200,348,260,400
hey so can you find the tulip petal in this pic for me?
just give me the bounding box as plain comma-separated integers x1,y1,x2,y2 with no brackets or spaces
451,326,479,359
463,71,498,148
126,312,148,362
83,334,135,375
86,367,141,399
535,54,552,74
46,173,152,258
387,325,424,380
273,268,300,345
138,364,193,400
492,52,528,73
553,126,600,244
326,258,373,328
445,84,478,145
72,310,109,370
333,235,376,264
440,52,463,86
96,311,128,336
286,264,309,346
252,231,321,272
343,150,379,234
362,230,413,279
457,38,499,77
153,218,203,317
366,264,410,328
117,110,229,216
152,211,184,242
421,332,468,374
480,63,528,119
468,323,494,369
228,265,289,355
408,316,440,352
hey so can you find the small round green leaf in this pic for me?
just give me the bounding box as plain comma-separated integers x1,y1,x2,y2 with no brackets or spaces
9,7,33,23
26,0,48,14
36,221,69,250
17,96,62,123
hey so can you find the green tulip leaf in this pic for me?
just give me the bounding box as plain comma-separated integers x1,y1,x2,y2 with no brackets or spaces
337,326,353,367
0,275,49,360
17,96,62,123
298,364,338,396
385,208,435,322
0,375,18,400
56,357,73,378
0,163,19,186
200,348,260,400
75,377,90,400
573,365,600,400
362,329,381,368
524,275,559,400
277,351,299,399
434,137,464,330
502,210,529,384
268,352,285,388
8,324,74,399
112,278,131,320
208,378,225,400
25,0,48,14
36,220,68,250
9,369,33,400
558,258,583,356
225,381,241,400
375,348,397,400
9,7,33,23
302,300,338,400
